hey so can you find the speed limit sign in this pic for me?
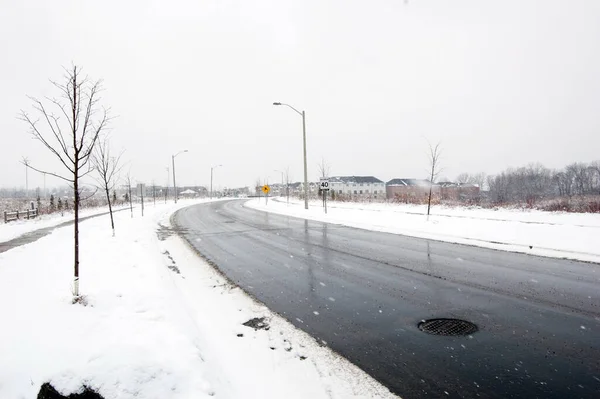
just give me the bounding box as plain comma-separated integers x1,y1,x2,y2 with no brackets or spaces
320,179,330,191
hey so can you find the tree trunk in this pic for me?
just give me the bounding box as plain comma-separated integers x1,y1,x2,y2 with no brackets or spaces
427,165,434,218
105,184,115,237
74,175,80,296
129,184,133,218
72,71,80,298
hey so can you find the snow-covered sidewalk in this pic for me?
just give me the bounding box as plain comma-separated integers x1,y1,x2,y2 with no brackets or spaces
246,198,600,263
0,205,129,243
0,198,395,399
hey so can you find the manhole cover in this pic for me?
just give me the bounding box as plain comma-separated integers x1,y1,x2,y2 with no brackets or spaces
418,318,478,336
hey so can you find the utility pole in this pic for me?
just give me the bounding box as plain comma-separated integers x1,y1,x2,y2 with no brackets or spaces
273,102,309,209
152,182,156,206
302,110,308,209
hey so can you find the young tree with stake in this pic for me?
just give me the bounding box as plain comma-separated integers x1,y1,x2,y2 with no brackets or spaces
19,65,108,299
426,141,442,219
125,173,134,218
284,167,291,205
92,136,123,236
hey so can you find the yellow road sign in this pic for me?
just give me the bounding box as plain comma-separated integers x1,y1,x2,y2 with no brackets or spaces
262,185,270,194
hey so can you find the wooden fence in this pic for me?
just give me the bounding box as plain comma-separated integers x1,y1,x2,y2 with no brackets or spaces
3,209,38,223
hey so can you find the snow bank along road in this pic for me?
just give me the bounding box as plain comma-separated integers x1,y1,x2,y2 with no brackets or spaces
174,200,600,399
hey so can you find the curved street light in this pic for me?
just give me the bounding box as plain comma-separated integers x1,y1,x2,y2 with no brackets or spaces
172,150,188,203
210,164,223,199
273,102,309,210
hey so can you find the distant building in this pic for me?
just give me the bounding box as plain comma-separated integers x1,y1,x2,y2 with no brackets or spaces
179,189,197,197
287,182,319,197
438,182,480,201
386,178,437,201
386,179,480,202
329,176,385,198
223,187,250,197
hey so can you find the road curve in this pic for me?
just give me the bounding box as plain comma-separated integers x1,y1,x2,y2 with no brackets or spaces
174,200,600,399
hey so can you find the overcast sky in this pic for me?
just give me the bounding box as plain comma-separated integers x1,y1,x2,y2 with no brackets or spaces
1,0,599,190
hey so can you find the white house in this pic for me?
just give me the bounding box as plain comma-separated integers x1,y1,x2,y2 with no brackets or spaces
328,176,385,198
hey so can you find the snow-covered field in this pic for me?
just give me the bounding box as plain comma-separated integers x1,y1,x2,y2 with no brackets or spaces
246,198,600,263
0,205,130,243
0,199,395,399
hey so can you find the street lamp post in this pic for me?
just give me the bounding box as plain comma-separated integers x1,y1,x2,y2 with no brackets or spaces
172,150,188,204
210,164,222,199
273,102,309,210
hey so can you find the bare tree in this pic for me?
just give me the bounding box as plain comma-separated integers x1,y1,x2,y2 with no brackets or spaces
92,136,123,236
125,173,133,218
456,172,486,188
317,157,331,179
255,178,263,198
164,167,170,204
20,65,108,298
22,156,30,195
590,161,600,195
284,167,291,204
455,173,471,184
139,182,144,217
472,172,487,190
151,181,156,206
426,141,442,217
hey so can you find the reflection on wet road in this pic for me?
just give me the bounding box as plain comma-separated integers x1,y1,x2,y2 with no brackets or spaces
175,200,600,399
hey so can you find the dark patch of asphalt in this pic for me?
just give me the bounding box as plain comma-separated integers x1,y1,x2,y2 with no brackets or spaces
174,200,600,399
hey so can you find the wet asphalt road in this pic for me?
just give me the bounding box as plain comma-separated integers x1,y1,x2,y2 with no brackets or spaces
174,200,600,399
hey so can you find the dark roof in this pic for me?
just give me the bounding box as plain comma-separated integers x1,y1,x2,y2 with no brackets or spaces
386,178,432,187
329,176,384,184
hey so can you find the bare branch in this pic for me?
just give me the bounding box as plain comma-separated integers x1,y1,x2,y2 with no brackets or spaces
79,186,99,202
317,157,331,179
79,164,97,180
20,161,72,183
27,97,75,165
19,110,75,174
46,96,74,146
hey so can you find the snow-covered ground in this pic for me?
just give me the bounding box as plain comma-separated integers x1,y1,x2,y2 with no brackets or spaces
246,198,600,263
0,205,129,243
0,198,395,399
